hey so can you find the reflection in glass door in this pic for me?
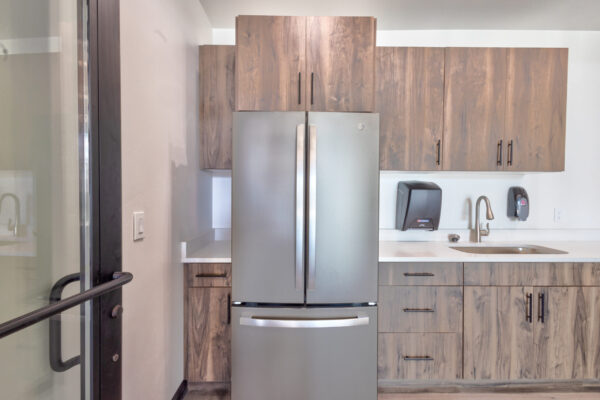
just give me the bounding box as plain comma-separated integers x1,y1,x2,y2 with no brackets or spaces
0,0,92,398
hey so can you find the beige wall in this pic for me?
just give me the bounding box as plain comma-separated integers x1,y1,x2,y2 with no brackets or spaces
120,1,212,398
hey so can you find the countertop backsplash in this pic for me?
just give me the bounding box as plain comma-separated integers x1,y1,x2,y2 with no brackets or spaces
210,170,600,242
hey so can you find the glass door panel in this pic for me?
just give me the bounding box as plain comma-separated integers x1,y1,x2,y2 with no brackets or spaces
0,0,91,398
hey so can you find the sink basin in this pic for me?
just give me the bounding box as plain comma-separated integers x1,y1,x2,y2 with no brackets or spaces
450,245,568,255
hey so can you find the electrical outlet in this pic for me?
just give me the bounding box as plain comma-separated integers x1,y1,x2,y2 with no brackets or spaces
133,211,145,241
553,208,564,223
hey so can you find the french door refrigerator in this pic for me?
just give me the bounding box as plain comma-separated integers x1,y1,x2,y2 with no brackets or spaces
232,111,379,400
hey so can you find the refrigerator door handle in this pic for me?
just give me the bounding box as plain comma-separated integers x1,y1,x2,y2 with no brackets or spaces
307,124,317,290
239,316,369,329
295,123,305,291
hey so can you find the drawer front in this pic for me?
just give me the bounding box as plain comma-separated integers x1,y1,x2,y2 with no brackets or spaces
188,263,232,287
464,262,600,286
378,333,462,380
378,286,463,333
379,262,463,286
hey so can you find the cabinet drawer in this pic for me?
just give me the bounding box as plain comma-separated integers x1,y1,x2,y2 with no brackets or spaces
188,263,231,287
378,333,462,380
464,262,600,286
379,262,463,286
378,286,463,333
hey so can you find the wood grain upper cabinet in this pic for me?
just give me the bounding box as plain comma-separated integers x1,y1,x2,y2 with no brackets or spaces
235,16,306,111
443,48,507,171
306,16,376,112
376,47,445,170
199,45,234,169
534,287,600,379
505,48,568,171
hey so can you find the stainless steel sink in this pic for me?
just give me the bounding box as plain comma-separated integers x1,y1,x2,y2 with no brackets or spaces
450,245,567,255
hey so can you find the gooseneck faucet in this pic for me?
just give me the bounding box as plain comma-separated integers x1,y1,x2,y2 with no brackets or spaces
0,193,21,236
475,195,494,243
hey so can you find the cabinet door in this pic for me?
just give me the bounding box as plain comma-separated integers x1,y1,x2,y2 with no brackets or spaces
505,48,568,171
306,16,376,112
534,287,600,379
235,16,306,111
464,286,534,380
200,45,234,169
187,288,231,382
376,47,445,171
443,48,507,171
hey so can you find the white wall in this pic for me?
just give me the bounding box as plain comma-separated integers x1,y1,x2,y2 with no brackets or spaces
120,1,212,399
211,29,600,241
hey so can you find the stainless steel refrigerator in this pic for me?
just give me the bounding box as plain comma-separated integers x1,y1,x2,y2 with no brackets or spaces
231,111,379,400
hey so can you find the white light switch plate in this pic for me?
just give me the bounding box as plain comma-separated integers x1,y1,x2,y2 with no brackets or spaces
133,211,145,241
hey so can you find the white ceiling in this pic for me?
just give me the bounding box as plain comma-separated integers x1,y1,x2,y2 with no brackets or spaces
199,0,600,31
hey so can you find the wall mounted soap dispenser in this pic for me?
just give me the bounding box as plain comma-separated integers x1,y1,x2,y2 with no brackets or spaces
507,187,529,221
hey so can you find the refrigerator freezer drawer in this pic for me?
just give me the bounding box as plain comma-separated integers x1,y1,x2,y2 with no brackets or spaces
232,306,377,400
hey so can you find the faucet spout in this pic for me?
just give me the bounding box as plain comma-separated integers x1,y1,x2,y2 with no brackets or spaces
475,195,494,243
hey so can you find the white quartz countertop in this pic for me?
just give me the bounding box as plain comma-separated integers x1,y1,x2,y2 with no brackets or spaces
378,241,600,263
182,237,600,264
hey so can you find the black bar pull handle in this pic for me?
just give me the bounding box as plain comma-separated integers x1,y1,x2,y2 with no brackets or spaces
196,273,227,278
538,292,545,323
497,140,503,166
310,72,314,105
227,293,231,325
436,139,441,166
507,139,514,166
525,293,533,323
0,272,133,340
403,272,435,277
404,355,434,361
298,72,302,105
49,273,82,372
403,308,434,313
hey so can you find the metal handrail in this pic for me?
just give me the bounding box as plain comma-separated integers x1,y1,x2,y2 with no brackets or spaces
0,272,133,339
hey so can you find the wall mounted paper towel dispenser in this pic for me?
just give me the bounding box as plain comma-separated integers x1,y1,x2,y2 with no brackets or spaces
396,181,442,231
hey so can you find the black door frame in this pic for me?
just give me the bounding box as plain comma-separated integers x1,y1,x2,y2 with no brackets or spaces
88,0,123,398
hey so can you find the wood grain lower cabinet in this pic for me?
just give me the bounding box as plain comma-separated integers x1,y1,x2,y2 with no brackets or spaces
376,47,445,171
379,333,462,380
534,287,600,379
185,263,232,384
465,262,600,287
464,286,534,380
187,287,231,383
379,262,463,286
379,286,463,333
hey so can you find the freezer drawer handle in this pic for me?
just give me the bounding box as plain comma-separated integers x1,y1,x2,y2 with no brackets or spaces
403,355,434,361
402,308,434,313
240,316,369,329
